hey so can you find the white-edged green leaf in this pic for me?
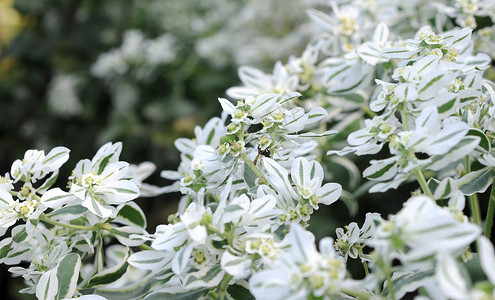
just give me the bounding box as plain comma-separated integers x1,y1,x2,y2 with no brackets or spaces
128,250,174,271
458,167,493,196
36,269,58,300
56,253,81,300
263,158,298,207
221,251,251,277
93,272,157,300
417,71,454,100
0,190,13,206
358,42,385,65
478,236,495,284
250,94,277,119
435,253,468,299
184,265,224,289
368,174,409,193
12,226,27,243
87,250,129,288
43,146,70,170
37,171,60,194
288,224,316,263
373,22,389,44
144,287,208,300
305,107,327,125
381,46,417,59
427,136,480,171
288,130,338,139
468,128,490,153
382,269,434,299
108,226,147,247
433,177,456,200
41,188,75,209
363,159,398,181
425,122,468,155
0,238,12,261
172,242,194,274
115,202,146,228
47,205,87,219
174,138,196,154
238,66,270,90
279,92,301,105
218,97,235,115
306,8,335,31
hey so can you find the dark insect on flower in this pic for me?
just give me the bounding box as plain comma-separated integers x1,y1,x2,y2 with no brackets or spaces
253,145,271,166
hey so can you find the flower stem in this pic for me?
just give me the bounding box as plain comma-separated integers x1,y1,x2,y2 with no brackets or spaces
400,109,409,131
412,168,433,198
466,156,482,227
361,105,377,119
39,214,97,231
240,153,265,179
217,273,233,300
139,244,154,251
485,180,495,238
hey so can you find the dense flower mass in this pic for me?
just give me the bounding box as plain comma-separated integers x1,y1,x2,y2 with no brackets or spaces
1,0,495,299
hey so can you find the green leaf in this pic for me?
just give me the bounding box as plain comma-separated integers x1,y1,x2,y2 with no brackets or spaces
36,270,58,300
0,242,12,260
56,253,81,300
97,154,114,175
363,160,397,180
227,283,254,300
243,164,257,189
184,265,223,288
144,288,208,300
108,226,146,247
12,227,27,243
468,129,490,152
95,273,158,300
382,269,434,298
116,203,146,228
47,205,87,218
463,253,487,283
37,171,59,194
87,250,129,288
458,167,493,196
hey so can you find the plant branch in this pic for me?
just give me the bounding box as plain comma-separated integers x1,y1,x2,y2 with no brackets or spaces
485,179,495,238
412,168,433,198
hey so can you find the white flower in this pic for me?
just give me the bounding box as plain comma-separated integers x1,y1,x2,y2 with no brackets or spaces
249,225,347,299
370,196,480,267
10,147,70,183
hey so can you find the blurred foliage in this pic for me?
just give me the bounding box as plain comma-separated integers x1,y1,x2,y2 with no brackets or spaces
0,0,242,176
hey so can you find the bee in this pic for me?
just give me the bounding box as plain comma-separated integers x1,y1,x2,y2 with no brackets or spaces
253,145,271,166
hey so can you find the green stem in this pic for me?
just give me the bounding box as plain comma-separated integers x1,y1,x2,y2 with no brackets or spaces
466,157,482,227
412,168,433,198
217,273,233,300
361,105,377,119
39,214,97,231
139,244,154,251
363,260,369,276
240,153,265,179
400,110,409,131
470,194,482,227
485,180,495,238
